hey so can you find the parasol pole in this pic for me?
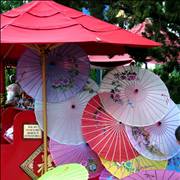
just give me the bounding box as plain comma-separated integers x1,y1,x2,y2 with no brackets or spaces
33,43,63,174
40,47,48,173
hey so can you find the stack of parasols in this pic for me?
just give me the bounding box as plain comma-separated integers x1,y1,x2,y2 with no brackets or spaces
2,1,179,179
81,65,180,179
16,44,180,179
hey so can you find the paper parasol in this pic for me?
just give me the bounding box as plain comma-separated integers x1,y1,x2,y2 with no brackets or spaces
99,169,118,180
81,93,139,162
123,170,180,180
125,99,180,161
35,79,98,145
99,65,170,126
167,152,180,172
100,155,167,179
17,43,90,103
49,139,104,178
38,163,89,180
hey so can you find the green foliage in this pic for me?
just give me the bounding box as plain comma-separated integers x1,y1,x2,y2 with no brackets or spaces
89,69,97,82
153,62,180,103
5,67,16,87
0,0,32,13
54,0,87,11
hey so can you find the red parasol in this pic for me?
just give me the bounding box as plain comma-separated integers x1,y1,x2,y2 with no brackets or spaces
89,54,132,68
0,0,161,172
81,93,138,162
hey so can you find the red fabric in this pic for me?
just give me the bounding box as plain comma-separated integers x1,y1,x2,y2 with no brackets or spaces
0,44,25,66
1,0,160,64
89,54,132,67
0,61,5,127
1,0,160,46
89,54,132,63
1,110,42,180
90,176,100,180
1,107,22,143
0,60,5,93
82,94,139,162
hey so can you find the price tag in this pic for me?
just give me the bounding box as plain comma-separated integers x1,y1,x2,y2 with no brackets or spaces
23,124,42,139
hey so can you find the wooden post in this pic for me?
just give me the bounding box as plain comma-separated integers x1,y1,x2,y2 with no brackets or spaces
40,48,48,173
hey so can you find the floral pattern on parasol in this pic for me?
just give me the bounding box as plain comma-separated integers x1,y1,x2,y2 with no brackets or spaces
99,65,170,126
125,99,180,161
100,155,167,179
17,43,90,103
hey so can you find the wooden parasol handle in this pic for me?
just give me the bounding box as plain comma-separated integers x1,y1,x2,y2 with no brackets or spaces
41,48,48,173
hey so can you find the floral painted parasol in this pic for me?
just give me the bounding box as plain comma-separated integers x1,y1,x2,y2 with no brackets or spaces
17,43,90,103
99,65,170,126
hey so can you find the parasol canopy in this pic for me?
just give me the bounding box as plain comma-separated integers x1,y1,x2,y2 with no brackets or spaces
1,0,161,64
49,139,104,178
17,43,90,102
123,170,180,180
99,169,118,180
99,65,170,126
100,155,167,179
89,54,132,68
125,99,180,161
35,79,98,145
38,163,89,180
81,93,138,162
167,152,180,172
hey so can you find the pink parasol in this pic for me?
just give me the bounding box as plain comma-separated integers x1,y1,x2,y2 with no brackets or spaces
89,54,132,68
49,139,104,178
123,170,180,180
99,65,170,126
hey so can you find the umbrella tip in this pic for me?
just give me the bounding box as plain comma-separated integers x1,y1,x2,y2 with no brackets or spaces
71,104,75,109
157,121,162,126
134,89,139,93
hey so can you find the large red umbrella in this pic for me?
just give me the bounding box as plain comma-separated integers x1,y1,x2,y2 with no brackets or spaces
0,0,161,62
0,0,161,172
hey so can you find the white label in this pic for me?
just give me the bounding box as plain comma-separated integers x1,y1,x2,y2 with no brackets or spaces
23,124,42,139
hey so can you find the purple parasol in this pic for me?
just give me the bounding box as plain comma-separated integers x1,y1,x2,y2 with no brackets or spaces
17,43,90,103
49,139,104,178
123,170,180,180
99,169,118,180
